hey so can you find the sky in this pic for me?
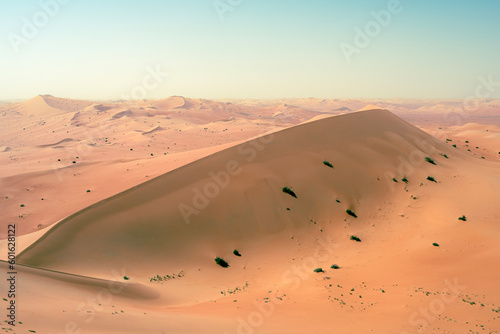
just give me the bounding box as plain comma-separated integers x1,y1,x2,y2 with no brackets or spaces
0,0,499,100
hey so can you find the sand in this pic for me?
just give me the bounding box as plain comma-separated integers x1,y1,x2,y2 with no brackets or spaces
0,96,499,333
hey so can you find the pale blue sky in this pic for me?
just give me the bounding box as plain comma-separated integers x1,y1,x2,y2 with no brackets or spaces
0,0,499,100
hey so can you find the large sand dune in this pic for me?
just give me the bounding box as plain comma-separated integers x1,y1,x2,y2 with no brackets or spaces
1,96,499,333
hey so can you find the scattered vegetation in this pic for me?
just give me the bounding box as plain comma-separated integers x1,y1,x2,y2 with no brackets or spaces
433,243,440,247
123,276,129,280
350,235,361,242
346,209,357,218
392,178,398,183
458,215,467,221
215,257,229,268
233,249,241,256
86,189,91,193
313,268,324,273
323,161,334,168
20,204,25,207
336,199,341,203
426,176,437,182
402,177,409,184
221,282,249,296
462,298,476,305
425,157,436,165
331,264,340,269
452,144,457,148
150,271,185,282
440,153,449,159
282,187,297,198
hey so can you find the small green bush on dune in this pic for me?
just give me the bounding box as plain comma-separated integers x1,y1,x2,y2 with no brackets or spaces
282,187,297,198
313,268,324,273
458,215,467,221
346,209,357,218
323,161,334,168
350,235,361,242
215,257,229,268
425,157,436,165
426,176,437,182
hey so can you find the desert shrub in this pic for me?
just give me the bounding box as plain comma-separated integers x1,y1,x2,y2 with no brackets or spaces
215,257,229,268
233,249,241,256
440,154,449,159
313,268,324,273
425,157,436,165
402,177,409,184
86,190,91,193
346,209,357,218
426,176,436,182
150,271,185,282
452,144,457,148
392,178,398,183
336,199,341,203
350,235,361,242
323,161,334,168
458,215,467,221
331,264,340,269
282,187,297,198
432,243,439,247
20,204,25,207
123,276,129,280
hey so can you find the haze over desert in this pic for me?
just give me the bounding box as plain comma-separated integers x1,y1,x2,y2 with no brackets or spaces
1,1,500,333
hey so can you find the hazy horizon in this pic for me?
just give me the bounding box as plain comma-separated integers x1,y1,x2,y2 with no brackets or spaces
1,0,499,100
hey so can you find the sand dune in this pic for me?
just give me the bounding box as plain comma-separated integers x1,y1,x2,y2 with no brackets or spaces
14,110,453,277
1,96,500,333
112,109,134,119
357,104,387,111
151,96,188,110
41,94,95,113
37,138,77,147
